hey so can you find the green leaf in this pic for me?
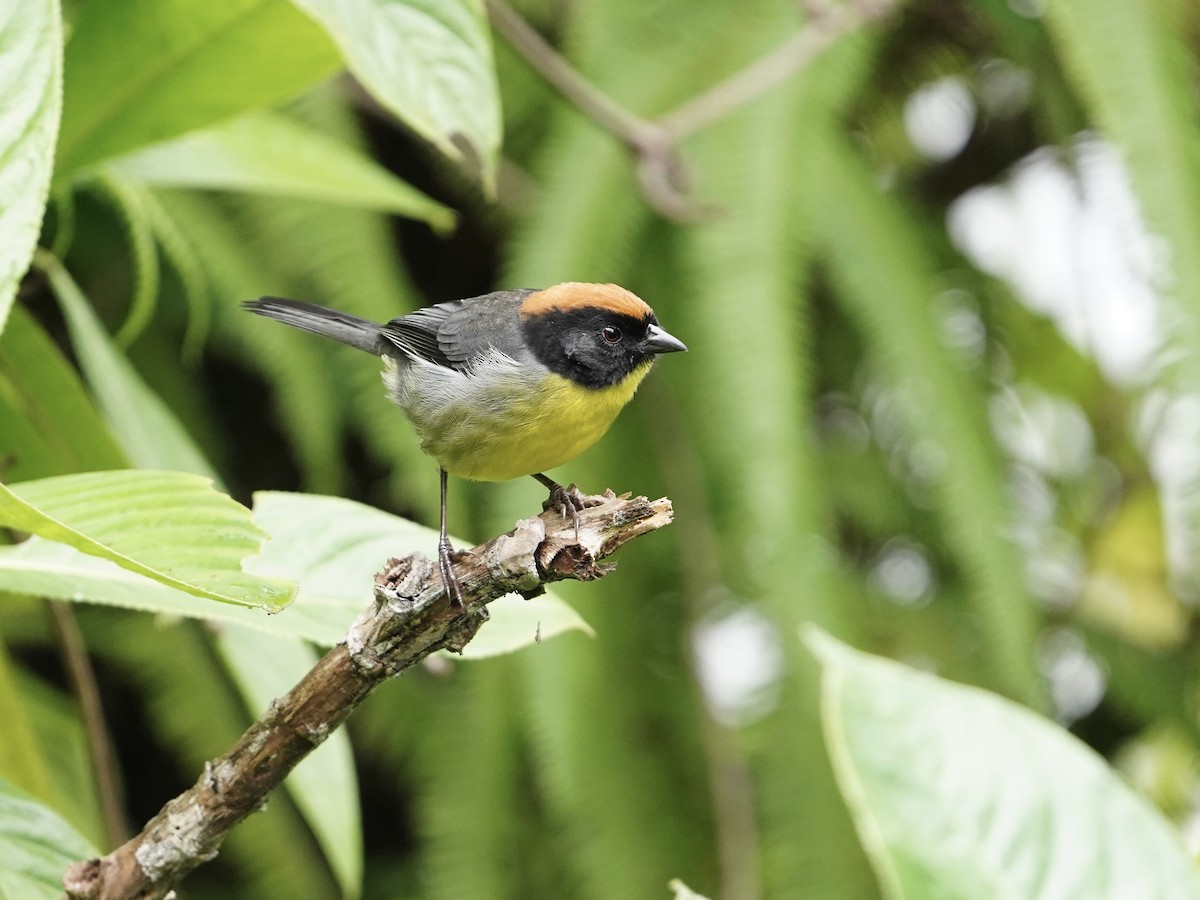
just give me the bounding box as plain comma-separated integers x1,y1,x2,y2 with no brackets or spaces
0,777,96,900
0,490,587,652
288,0,501,189
243,489,481,640
91,174,162,348
109,111,455,231
459,593,593,659
807,629,1200,900
56,0,341,178
215,626,362,899
0,539,330,640
145,188,353,493
13,671,106,850
0,636,50,807
668,879,713,900
0,0,62,335
0,305,127,483
246,491,590,655
38,252,216,477
0,471,294,610
134,185,214,361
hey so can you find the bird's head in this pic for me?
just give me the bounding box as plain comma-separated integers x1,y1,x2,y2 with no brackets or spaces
519,283,687,389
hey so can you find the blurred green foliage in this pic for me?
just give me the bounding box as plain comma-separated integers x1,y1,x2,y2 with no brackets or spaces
4,0,1200,897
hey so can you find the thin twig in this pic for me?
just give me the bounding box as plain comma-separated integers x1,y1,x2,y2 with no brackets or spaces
657,2,870,141
62,493,674,900
797,0,837,19
485,0,694,218
48,601,128,850
485,0,664,153
485,0,900,220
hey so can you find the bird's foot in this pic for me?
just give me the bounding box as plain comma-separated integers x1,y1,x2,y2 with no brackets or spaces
438,536,466,611
542,482,607,542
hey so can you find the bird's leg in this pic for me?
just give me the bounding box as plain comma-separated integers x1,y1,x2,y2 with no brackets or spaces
438,468,465,610
531,473,606,542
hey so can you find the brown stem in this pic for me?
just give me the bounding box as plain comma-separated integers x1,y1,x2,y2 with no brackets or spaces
485,0,900,220
485,0,662,152
62,493,673,900
657,2,874,141
48,600,128,849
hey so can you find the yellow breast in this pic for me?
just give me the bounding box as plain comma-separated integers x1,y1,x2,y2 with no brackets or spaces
430,365,651,481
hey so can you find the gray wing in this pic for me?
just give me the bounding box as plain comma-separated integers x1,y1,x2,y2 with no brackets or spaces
379,289,534,371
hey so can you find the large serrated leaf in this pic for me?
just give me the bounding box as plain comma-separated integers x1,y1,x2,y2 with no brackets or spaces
0,0,62,336
0,471,294,610
0,516,332,638
109,110,455,231
807,629,1200,900
246,491,591,655
0,490,589,654
288,0,501,188
56,0,341,178
0,777,96,900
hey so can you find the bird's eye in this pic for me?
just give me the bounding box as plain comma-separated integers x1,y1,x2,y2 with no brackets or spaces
601,325,621,344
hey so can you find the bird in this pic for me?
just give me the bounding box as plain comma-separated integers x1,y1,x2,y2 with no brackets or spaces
243,282,687,609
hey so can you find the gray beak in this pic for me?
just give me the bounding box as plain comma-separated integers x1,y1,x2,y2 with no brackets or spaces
644,323,688,354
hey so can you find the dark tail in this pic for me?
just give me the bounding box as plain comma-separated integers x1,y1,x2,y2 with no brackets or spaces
243,297,382,355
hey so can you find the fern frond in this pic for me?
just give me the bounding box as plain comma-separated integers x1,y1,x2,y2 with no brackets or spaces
1046,0,1200,594
89,173,162,348
806,130,1042,706
675,27,882,900
150,190,351,495
136,185,213,363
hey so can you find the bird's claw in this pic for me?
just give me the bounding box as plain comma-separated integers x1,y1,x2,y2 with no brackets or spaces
438,536,466,611
542,483,606,542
